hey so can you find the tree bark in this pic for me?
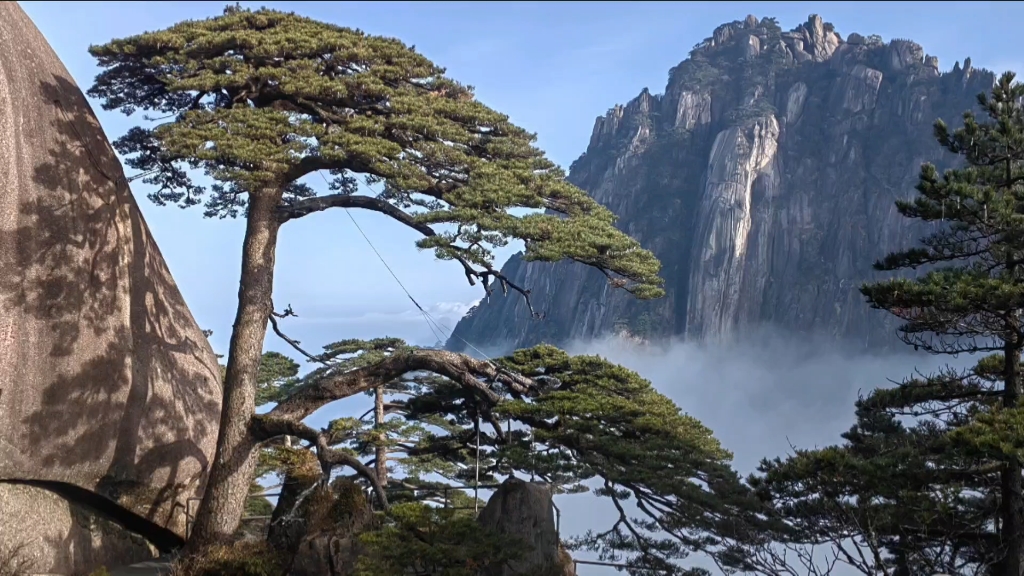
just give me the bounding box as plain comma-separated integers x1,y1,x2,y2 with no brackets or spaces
187,190,283,550
1000,242,1024,576
267,453,321,556
1000,339,1023,576
374,386,388,487
265,348,533,424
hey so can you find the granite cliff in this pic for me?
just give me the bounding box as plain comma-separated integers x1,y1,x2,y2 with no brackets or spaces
447,14,996,353
0,4,221,573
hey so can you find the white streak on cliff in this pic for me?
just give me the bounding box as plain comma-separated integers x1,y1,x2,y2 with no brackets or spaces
675,90,712,131
687,116,781,341
784,82,808,126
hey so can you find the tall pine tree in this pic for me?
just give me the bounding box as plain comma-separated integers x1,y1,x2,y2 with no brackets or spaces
755,72,1024,576
864,71,1024,576
86,5,665,548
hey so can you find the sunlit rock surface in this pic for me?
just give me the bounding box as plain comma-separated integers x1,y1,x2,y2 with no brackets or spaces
448,14,993,353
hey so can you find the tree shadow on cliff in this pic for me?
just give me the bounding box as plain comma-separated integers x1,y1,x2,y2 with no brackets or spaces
0,73,221,542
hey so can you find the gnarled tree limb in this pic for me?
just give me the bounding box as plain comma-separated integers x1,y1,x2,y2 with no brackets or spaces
318,446,390,509
266,348,536,424
277,193,544,317
247,348,543,510
250,414,390,509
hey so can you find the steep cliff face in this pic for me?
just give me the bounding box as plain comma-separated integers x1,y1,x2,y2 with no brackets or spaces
448,14,995,353
0,3,221,572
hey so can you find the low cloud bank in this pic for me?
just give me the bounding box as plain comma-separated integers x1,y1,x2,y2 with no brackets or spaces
566,331,946,475
550,332,959,574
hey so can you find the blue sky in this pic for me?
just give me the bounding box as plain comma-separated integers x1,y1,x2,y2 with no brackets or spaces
20,0,1024,358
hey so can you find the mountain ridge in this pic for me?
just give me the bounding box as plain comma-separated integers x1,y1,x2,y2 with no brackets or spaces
447,13,996,354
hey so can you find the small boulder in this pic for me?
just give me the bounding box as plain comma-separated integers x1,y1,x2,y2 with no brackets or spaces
477,477,571,576
284,480,373,576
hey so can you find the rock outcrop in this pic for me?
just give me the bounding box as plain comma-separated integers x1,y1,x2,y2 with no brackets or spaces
283,480,374,576
0,3,222,573
447,14,995,353
477,478,572,576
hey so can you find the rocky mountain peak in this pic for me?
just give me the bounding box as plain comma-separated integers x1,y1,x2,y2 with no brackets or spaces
448,14,999,354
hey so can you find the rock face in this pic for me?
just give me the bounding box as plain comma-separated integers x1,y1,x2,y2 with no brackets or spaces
477,478,571,576
0,483,160,574
285,481,374,576
0,3,222,573
448,14,995,353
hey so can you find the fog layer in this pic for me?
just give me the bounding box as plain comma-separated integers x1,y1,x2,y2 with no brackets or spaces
549,331,956,574
566,332,943,473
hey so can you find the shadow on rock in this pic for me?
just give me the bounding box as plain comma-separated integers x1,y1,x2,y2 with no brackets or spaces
0,71,221,558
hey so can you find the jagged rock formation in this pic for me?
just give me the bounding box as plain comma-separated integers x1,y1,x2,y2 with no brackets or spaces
0,3,221,573
448,14,995,353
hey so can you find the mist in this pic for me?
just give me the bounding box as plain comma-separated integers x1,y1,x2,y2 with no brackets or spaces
565,331,945,473
547,330,962,574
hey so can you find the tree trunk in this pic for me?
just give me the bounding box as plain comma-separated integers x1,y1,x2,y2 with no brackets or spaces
267,452,321,557
374,387,388,487
1000,340,1023,576
187,191,283,550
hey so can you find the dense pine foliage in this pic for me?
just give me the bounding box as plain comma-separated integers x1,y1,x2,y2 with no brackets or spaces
755,72,1024,576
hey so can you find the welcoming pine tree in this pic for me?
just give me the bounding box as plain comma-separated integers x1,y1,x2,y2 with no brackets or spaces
86,5,664,549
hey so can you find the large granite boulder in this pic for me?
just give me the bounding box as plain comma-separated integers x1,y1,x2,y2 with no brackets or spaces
0,3,222,573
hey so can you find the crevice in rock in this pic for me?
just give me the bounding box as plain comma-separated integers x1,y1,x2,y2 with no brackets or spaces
0,479,184,553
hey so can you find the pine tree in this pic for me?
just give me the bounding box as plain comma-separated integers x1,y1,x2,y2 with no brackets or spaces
355,501,522,576
753,393,998,575
753,73,1024,576
87,5,664,548
862,71,1024,576
250,340,762,575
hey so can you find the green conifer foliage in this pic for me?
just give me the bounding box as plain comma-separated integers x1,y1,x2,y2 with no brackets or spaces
250,340,764,575
86,4,663,549
87,5,663,298
753,73,1024,576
